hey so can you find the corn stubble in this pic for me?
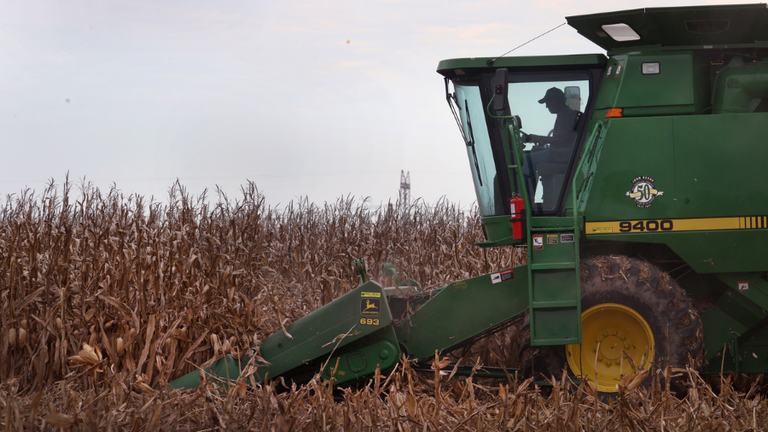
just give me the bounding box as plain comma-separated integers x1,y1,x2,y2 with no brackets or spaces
0,179,765,430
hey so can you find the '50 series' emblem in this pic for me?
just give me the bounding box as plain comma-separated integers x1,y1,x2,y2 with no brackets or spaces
626,176,664,208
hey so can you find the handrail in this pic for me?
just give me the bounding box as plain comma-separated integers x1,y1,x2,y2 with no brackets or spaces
571,121,607,220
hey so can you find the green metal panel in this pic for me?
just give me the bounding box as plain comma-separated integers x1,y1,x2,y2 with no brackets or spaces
595,51,703,114
619,53,694,108
532,307,580,345
702,275,768,373
475,215,522,247
582,113,768,273
399,266,529,361
673,114,768,218
701,307,744,374
716,274,768,319
583,117,676,221
530,269,577,303
584,230,768,274
169,354,248,391
319,326,401,384
252,281,396,382
480,215,513,241
668,230,768,274
737,342,768,373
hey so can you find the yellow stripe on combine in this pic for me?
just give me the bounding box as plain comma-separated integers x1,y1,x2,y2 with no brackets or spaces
585,216,759,235
743,216,768,229
677,217,741,231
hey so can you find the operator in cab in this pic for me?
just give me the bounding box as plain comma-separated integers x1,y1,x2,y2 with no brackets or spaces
522,87,580,209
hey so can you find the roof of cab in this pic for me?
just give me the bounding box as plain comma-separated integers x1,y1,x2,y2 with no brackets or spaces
567,4,768,52
436,54,606,78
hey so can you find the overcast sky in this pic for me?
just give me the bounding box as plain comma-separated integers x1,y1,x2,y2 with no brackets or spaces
0,0,751,209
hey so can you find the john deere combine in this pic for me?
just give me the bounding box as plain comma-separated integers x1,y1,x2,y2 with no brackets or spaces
171,4,768,394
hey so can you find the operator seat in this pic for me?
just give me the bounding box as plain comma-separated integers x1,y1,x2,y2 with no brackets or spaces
535,148,571,211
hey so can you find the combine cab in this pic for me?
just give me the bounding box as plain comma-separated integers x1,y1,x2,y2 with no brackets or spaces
171,5,768,394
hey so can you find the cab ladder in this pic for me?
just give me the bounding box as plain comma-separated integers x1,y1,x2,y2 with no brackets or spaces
526,121,607,346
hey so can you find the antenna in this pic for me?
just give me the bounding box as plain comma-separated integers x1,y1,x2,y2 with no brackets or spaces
486,22,566,66
399,170,411,205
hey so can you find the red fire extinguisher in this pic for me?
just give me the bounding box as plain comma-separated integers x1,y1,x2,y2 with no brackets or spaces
510,195,525,240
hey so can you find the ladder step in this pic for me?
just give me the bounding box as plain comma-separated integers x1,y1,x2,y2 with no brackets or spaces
531,300,578,309
531,262,576,270
531,336,580,346
530,226,574,232
530,217,575,226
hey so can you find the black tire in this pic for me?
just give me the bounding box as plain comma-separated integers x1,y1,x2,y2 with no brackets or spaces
519,255,704,394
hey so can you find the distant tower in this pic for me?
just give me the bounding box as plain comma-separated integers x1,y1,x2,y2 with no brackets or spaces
399,170,411,205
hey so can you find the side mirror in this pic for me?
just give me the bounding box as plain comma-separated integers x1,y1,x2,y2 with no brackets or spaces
491,68,509,113
564,86,581,111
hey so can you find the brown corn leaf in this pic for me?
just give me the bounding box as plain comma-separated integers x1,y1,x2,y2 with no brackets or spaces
69,343,102,365
45,412,75,428
405,393,417,418
431,356,451,371
627,369,649,391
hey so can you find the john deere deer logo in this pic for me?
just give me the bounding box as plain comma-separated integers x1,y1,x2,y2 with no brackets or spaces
360,298,381,316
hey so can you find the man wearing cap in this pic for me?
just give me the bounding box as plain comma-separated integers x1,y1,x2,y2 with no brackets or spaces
525,87,579,148
522,87,580,207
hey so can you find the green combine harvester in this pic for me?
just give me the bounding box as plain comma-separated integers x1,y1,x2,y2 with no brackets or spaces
171,4,768,394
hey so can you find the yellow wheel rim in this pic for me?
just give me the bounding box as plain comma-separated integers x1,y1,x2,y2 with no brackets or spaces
565,303,655,393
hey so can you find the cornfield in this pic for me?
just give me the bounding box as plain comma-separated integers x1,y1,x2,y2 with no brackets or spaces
0,179,766,431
